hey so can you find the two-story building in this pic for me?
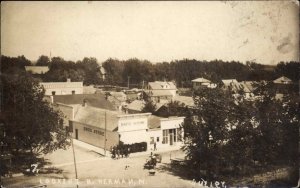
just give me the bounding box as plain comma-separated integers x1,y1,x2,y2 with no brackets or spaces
143,81,177,103
147,81,177,97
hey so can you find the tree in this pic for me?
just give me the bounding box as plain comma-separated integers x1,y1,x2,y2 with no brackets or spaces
141,100,156,114
1,71,70,173
77,57,102,85
102,58,125,85
155,100,188,117
183,82,299,182
275,61,300,82
1,55,32,73
183,87,236,179
36,55,50,66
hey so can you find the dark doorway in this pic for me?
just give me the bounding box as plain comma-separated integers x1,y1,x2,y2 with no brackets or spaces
75,129,78,139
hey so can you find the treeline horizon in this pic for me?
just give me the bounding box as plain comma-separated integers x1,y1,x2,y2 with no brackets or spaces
1,54,299,87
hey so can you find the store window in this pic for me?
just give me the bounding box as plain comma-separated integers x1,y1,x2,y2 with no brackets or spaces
162,130,168,144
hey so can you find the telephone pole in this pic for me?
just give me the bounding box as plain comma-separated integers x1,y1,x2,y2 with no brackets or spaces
71,138,79,188
104,111,107,156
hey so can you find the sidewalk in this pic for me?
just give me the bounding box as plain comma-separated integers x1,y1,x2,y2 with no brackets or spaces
72,139,184,158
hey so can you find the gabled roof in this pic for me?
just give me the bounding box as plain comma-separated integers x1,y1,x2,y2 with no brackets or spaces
243,81,255,92
53,93,115,111
155,102,166,111
273,76,292,84
148,115,161,129
239,82,251,93
222,79,239,86
222,79,240,91
173,96,195,107
73,106,118,131
127,100,145,112
148,81,177,90
108,92,127,103
192,77,211,83
25,66,49,74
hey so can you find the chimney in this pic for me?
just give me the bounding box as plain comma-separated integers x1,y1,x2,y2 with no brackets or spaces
67,78,71,82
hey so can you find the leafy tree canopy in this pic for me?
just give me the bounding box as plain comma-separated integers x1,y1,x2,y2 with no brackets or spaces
1,71,70,173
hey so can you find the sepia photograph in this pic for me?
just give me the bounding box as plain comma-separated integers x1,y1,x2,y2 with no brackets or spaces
1,1,299,187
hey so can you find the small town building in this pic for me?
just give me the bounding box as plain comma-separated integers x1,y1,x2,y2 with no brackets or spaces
40,79,83,96
192,77,216,90
148,116,184,150
222,79,239,91
61,104,184,151
106,91,127,111
69,105,121,150
124,90,142,102
25,66,49,74
49,93,115,110
273,76,293,99
126,100,145,114
222,79,254,100
173,95,195,108
273,76,292,85
144,90,173,103
147,81,177,97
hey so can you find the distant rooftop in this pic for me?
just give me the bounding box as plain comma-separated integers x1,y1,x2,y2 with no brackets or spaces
192,77,211,83
127,100,145,112
222,79,239,86
273,76,292,84
173,95,195,107
52,93,115,111
73,105,118,131
148,81,177,90
25,66,49,74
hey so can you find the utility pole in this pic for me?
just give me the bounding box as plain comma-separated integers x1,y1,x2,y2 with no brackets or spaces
71,138,79,188
127,76,130,89
104,111,107,156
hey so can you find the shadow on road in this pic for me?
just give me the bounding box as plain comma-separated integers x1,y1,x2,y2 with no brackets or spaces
156,162,195,181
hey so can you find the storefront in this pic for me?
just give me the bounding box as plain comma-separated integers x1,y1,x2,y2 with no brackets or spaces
65,104,184,151
117,113,151,144
148,116,185,151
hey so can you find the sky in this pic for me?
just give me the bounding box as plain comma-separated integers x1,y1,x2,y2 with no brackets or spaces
1,1,299,65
